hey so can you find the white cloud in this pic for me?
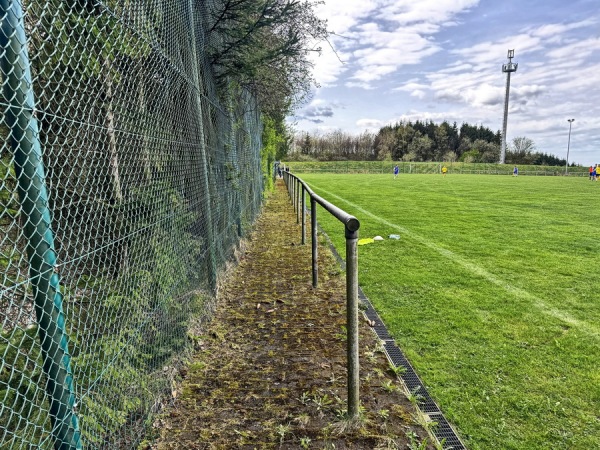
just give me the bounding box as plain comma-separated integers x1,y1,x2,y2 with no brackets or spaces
309,45,349,87
546,36,600,61
351,64,397,83
316,0,380,35
345,80,375,89
377,0,480,25
530,19,597,39
356,118,384,130
311,0,480,88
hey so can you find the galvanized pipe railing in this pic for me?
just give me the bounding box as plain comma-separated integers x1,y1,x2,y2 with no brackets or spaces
282,170,361,418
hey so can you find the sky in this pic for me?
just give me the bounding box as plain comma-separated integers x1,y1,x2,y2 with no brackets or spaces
292,0,600,166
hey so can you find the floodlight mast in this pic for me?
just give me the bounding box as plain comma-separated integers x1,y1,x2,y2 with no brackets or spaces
565,118,575,175
500,49,518,164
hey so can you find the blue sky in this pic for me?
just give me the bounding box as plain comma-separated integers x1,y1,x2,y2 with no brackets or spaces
292,0,600,166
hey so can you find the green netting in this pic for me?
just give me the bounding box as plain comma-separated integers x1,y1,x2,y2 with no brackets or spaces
0,1,264,448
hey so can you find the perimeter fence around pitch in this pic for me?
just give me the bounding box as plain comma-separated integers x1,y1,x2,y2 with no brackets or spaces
285,160,588,176
0,1,265,449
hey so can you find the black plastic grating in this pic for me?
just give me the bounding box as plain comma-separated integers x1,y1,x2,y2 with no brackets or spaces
430,413,467,449
363,307,392,340
384,342,440,413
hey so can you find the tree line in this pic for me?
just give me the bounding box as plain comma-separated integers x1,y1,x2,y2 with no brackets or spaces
292,120,569,166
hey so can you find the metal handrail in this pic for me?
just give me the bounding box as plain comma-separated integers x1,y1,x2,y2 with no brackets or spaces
282,170,361,418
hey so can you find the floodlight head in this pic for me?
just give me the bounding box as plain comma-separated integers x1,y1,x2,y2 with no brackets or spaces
502,49,518,72
502,62,518,73
568,118,575,123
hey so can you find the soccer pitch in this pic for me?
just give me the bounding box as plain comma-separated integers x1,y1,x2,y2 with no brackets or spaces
297,173,600,450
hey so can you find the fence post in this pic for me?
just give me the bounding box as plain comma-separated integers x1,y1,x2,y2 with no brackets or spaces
0,2,82,448
301,186,306,245
296,179,301,224
186,0,217,291
311,198,318,288
345,219,360,418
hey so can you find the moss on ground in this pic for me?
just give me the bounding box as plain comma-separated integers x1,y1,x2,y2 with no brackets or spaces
147,181,435,449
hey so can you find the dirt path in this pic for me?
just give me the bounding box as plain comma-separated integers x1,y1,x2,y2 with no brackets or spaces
150,181,434,449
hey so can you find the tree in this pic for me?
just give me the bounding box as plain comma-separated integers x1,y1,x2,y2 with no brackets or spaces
506,136,536,164
207,0,328,118
473,139,501,163
443,151,457,163
407,134,431,161
300,132,312,155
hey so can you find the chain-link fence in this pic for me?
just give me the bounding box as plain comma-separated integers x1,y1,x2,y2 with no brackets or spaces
1,1,265,448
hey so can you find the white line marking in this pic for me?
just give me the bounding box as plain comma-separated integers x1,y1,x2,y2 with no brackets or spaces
313,185,599,338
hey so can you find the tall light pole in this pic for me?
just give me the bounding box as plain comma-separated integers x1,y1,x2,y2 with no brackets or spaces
565,118,575,175
500,49,518,164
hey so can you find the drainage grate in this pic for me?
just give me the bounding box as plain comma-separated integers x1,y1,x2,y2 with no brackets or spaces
384,342,439,414
429,413,467,449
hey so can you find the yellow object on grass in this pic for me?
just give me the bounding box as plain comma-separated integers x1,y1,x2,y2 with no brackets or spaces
358,238,375,246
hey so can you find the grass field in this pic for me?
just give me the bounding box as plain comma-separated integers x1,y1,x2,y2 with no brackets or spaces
297,173,600,450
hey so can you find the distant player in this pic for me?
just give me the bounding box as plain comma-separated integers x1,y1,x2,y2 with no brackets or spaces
589,166,593,180
393,164,399,179
513,166,518,176
441,165,448,176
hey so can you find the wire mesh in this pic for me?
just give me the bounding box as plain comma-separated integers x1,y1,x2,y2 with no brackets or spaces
1,0,264,448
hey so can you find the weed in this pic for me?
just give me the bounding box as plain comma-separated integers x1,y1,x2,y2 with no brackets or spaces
312,393,333,411
327,373,342,384
373,367,385,378
334,325,347,341
381,379,398,393
407,431,429,450
299,436,312,448
275,423,290,446
299,391,310,405
373,340,385,354
365,351,378,364
378,409,390,420
330,413,365,435
388,363,407,377
407,386,425,406
293,413,310,428
434,437,451,450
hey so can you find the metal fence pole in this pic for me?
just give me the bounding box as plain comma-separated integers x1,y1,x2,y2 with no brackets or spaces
301,186,306,245
345,222,360,418
187,0,217,291
296,179,300,224
311,197,318,288
295,178,299,214
0,2,82,448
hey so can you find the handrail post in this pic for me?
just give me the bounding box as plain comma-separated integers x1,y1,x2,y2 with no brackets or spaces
311,197,318,288
301,186,306,244
296,179,300,224
292,175,296,206
345,223,360,418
